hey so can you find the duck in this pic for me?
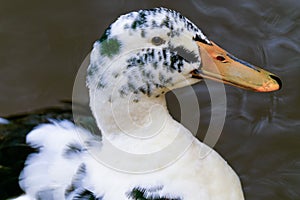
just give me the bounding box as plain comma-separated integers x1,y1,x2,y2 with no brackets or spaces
6,7,281,200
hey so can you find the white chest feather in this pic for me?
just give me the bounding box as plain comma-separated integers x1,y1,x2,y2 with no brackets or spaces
18,121,243,200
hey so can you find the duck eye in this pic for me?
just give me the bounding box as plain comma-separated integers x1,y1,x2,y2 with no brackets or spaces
151,36,165,46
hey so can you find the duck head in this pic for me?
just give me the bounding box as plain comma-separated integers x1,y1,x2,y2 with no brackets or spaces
87,8,281,99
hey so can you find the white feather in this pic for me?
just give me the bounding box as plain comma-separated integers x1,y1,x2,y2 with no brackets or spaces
19,120,94,199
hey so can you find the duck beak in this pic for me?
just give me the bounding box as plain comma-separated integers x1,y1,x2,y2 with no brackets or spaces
191,41,282,92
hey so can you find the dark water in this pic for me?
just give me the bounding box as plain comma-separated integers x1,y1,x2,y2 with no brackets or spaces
0,0,299,199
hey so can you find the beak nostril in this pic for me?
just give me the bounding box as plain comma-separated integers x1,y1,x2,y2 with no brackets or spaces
216,56,226,62
269,75,282,90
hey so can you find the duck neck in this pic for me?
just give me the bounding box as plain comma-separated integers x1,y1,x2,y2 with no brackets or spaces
89,89,193,153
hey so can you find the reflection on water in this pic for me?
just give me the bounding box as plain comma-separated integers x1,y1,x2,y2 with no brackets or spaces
0,0,299,199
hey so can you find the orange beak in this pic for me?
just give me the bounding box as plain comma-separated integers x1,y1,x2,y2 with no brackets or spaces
191,41,282,92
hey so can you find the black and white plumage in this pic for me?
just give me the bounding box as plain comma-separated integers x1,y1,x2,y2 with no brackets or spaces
5,8,282,200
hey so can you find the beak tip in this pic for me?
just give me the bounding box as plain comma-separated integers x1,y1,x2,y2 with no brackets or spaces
269,75,282,90
256,75,282,92
256,85,279,92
